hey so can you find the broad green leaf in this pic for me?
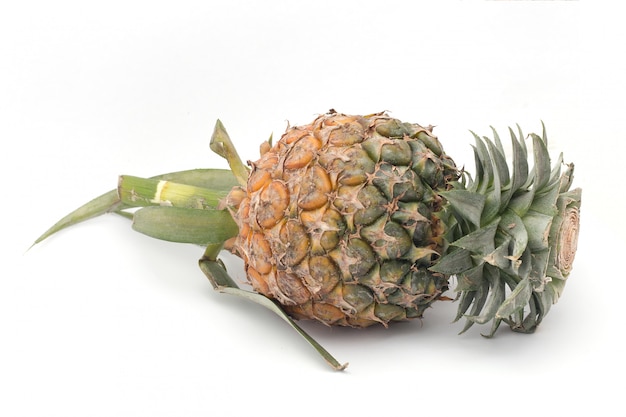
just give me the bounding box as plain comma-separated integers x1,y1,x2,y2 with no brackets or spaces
119,175,228,209
32,190,122,246
33,168,238,246
158,168,239,191
198,257,347,371
132,206,238,245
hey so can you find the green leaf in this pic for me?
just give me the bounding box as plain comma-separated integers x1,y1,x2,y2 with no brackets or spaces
522,210,554,252
541,120,548,147
32,190,122,246
430,248,473,275
484,136,510,188
507,189,535,218
558,162,575,193
496,277,532,319
454,263,486,292
490,126,506,157
471,132,493,195
198,256,347,371
531,133,551,192
33,168,239,246
450,219,499,257
119,175,229,209
441,189,486,229
210,120,249,187
467,266,505,326
132,206,238,245
529,249,550,291
509,127,529,196
157,168,239,191
499,209,528,260
454,290,476,322
483,236,512,269
530,181,559,216
459,280,490,334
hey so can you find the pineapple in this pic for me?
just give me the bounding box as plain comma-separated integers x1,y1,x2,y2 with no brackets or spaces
34,111,580,369
431,125,582,336
223,111,458,327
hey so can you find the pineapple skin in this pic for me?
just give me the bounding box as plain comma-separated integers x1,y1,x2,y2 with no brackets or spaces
224,111,459,327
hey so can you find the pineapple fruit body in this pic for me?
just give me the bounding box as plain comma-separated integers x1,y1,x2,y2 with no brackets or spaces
225,111,459,327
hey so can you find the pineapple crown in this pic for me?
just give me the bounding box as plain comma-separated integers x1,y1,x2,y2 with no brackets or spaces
431,124,582,336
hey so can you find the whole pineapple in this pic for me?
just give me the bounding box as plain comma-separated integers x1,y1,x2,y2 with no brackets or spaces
224,111,459,327
34,110,581,369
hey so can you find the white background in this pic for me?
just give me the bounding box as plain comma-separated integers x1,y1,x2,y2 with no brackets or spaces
2,1,624,416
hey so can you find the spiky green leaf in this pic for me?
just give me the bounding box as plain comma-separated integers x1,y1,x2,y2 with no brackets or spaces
499,209,528,260
531,133,552,192
430,247,474,275
466,266,505,325
441,189,486,229
450,219,499,257
509,128,529,196
495,277,532,319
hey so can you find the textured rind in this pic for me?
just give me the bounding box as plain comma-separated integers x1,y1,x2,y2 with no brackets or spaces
226,111,459,327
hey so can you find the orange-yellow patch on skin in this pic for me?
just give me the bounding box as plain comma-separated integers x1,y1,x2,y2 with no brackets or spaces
298,166,332,210
256,180,289,228
284,128,309,145
247,168,271,193
312,302,346,325
247,265,271,296
237,198,251,239
250,233,273,274
284,135,322,170
255,153,278,170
